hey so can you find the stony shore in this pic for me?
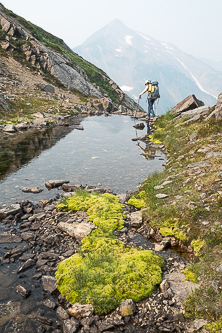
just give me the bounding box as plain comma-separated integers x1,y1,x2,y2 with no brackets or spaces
0,181,199,333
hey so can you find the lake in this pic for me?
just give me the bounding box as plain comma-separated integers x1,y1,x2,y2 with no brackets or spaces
0,114,166,206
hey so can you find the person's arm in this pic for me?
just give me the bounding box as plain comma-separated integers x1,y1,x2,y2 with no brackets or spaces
139,86,148,98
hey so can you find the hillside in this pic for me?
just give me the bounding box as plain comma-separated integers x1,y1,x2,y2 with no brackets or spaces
0,4,138,124
74,19,222,114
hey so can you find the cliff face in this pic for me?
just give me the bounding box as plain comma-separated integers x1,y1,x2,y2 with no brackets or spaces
0,4,137,110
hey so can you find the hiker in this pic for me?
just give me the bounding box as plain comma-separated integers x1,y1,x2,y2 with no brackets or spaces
139,80,158,118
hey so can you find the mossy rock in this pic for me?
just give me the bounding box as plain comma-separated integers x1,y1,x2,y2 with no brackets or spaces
160,219,187,242
55,191,164,314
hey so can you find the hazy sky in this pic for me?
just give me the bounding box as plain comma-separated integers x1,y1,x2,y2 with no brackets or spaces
2,0,222,63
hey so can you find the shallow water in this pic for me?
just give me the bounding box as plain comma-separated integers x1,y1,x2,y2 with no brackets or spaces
0,114,166,206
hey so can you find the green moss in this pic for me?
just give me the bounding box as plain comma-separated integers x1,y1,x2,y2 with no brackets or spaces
56,240,164,314
205,317,222,333
160,219,188,242
128,190,146,209
182,268,198,283
56,190,164,314
191,238,205,255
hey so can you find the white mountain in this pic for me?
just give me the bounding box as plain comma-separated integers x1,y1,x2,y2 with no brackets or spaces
74,19,221,114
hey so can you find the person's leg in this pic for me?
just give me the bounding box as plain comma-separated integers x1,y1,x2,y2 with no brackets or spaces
148,98,155,117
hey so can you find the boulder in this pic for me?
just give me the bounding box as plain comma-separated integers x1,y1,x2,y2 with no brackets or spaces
215,92,222,120
42,275,57,294
0,203,21,219
22,187,44,194
45,179,69,189
67,303,94,318
171,95,204,115
63,318,80,333
119,299,136,317
58,221,96,241
129,211,142,228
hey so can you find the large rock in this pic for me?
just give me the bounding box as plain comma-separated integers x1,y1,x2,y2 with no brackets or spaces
171,95,204,115
42,275,57,294
215,92,222,120
67,303,94,318
45,179,69,189
58,221,96,241
0,203,21,219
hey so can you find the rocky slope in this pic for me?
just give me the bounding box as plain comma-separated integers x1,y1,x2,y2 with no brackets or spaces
0,3,138,122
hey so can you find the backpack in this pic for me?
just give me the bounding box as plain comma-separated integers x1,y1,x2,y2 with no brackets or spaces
149,81,160,99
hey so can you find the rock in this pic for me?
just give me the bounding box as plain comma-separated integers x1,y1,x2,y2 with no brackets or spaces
216,264,222,272
58,221,96,241
155,240,170,252
171,95,204,115
206,151,222,159
43,299,56,310
187,161,211,169
119,299,136,317
193,319,208,331
0,203,21,219
22,187,44,193
42,275,57,294
56,306,69,320
68,303,94,318
100,97,113,112
129,211,142,228
156,193,168,199
63,318,80,333
3,124,17,132
97,319,115,331
45,179,69,189
154,185,164,190
17,258,36,273
133,123,145,130
160,280,170,298
0,233,22,243
15,285,30,298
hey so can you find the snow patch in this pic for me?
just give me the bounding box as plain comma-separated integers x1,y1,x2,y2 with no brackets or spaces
175,57,217,98
116,48,122,53
120,85,134,92
125,35,133,45
137,32,151,42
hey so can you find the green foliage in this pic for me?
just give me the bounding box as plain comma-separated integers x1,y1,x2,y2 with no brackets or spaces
204,225,222,246
205,317,222,333
160,219,188,242
56,191,164,314
182,267,198,283
191,238,205,255
128,190,146,209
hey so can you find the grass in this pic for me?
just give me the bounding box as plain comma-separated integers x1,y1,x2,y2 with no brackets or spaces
128,110,222,326
55,190,164,314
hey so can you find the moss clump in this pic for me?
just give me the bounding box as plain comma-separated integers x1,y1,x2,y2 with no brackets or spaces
159,219,188,242
128,190,146,209
205,317,222,333
182,268,198,283
55,191,164,314
191,238,205,256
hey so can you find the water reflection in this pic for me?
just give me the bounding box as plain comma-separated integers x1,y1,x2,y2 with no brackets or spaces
0,115,166,206
0,116,84,181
